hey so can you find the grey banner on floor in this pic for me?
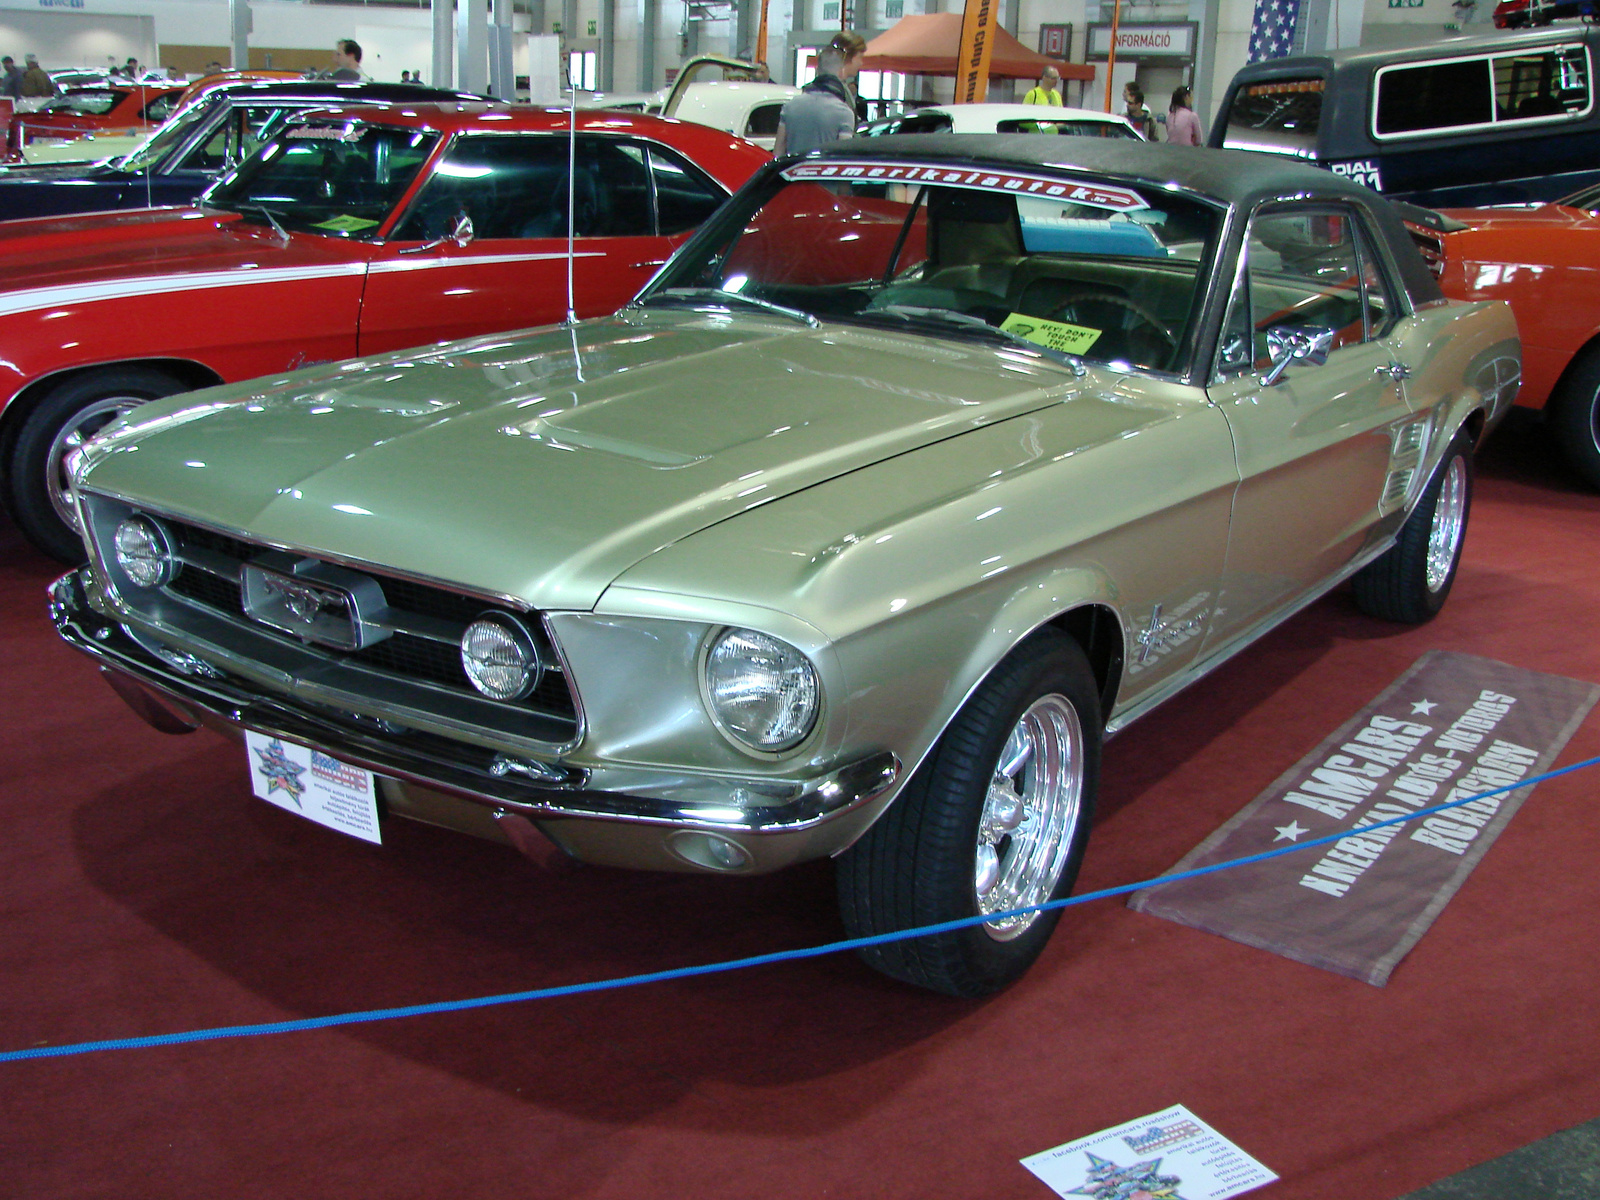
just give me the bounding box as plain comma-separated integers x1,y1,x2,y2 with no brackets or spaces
1127,652,1600,985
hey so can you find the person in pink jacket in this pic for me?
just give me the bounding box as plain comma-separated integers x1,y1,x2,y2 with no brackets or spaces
1167,86,1204,146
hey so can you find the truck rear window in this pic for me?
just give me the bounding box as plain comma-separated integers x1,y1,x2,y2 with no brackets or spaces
1375,44,1590,137
1221,78,1324,158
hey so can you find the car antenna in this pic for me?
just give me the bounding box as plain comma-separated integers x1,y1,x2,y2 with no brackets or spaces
563,76,578,327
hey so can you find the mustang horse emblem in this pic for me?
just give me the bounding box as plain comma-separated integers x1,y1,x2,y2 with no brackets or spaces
263,575,341,625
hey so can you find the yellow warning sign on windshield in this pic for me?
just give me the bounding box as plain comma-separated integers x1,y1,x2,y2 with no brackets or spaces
314,215,381,233
1000,313,1103,356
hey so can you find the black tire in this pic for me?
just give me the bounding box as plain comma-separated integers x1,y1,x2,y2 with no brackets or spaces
1351,429,1474,624
3,366,186,563
836,630,1101,997
1549,345,1600,491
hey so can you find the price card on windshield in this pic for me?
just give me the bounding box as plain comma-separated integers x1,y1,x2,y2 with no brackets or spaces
313,215,381,233
245,731,381,844
1000,313,1103,356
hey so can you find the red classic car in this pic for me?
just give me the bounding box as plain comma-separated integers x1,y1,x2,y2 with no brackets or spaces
7,84,187,160
1418,185,1600,489
0,103,770,561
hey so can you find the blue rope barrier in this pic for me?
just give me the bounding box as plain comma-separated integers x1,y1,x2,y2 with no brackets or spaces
4,752,1597,1066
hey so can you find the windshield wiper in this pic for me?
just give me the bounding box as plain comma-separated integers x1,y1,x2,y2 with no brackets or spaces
228,202,290,243
860,305,1088,376
636,287,820,328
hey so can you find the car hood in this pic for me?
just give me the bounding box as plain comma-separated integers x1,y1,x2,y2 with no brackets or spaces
78,308,1100,611
0,206,353,302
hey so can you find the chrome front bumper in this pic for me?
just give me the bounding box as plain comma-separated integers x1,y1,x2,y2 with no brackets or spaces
51,569,901,873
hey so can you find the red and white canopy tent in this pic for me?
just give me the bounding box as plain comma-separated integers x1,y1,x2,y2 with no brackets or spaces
859,13,1093,82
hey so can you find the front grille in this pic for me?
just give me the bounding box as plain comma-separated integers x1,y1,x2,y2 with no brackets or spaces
90,502,578,738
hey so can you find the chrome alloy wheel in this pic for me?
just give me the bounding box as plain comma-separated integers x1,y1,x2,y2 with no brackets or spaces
1425,454,1468,593
973,693,1085,941
46,396,141,530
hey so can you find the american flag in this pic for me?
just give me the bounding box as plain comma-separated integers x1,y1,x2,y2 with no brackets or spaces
1248,0,1301,63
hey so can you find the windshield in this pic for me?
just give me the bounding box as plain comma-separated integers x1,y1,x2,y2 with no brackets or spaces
640,160,1222,374
113,97,217,173
204,120,439,238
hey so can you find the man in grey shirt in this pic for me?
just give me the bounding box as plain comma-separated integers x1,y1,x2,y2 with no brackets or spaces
773,31,867,158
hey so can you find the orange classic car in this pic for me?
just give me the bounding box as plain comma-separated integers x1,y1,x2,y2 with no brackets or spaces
1417,186,1600,489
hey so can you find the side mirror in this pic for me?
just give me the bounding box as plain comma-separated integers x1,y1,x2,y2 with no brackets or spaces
446,211,474,247
399,211,475,256
1260,324,1337,387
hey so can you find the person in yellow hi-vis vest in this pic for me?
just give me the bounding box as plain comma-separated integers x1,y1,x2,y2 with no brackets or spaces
1023,66,1062,106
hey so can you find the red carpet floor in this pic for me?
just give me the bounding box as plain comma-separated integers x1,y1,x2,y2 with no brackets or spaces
3,412,1598,1199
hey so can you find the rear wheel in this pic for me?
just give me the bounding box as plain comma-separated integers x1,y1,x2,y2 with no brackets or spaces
4,366,186,563
836,630,1101,997
1351,428,1473,623
1549,345,1600,490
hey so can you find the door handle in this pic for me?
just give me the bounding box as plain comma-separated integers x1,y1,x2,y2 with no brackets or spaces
1376,362,1412,381
628,259,669,270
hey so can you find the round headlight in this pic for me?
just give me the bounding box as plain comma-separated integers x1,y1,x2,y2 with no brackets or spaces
704,628,819,752
460,613,542,701
112,516,178,589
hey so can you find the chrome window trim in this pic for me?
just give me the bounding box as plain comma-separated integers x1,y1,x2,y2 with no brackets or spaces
1370,42,1594,143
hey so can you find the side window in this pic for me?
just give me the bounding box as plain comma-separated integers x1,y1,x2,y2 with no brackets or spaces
1494,47,1590,121
1216,267,1254,378
744,103,783,138
587,139,654,237
1353,221,1395,339
1243,208,1379,367
393,135,573,240
648,144,724,234
181,106,283,173
1375,58,1493,134
142,93,181,123
393,135,653,241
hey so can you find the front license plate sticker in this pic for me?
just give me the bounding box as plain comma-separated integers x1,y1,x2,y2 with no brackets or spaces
245,731,381,845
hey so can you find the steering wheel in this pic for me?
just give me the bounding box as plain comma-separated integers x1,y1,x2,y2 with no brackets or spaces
1043,291,1178,362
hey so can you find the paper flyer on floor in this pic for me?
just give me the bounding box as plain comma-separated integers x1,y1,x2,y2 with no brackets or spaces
1022,1104,1276,1199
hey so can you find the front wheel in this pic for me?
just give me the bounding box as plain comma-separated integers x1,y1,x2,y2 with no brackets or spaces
1351,428,1474,624
3,366,186,562
836,630,1101,997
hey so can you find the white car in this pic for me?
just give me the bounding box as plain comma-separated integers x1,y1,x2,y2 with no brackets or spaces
667,81,798,150
860,103,1142,140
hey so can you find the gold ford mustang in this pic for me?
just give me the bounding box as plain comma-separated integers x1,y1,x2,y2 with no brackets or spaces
50,138,1520,996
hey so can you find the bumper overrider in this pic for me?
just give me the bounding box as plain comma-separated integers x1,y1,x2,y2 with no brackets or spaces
50,568,900,875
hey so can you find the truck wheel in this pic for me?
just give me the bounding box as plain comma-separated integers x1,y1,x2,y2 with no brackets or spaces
836,630,1101,997
4,367,186,563
1550,346,1600,490
1351,428,1473,624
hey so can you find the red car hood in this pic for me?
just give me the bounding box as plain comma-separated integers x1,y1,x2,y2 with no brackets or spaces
0,207,366,316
